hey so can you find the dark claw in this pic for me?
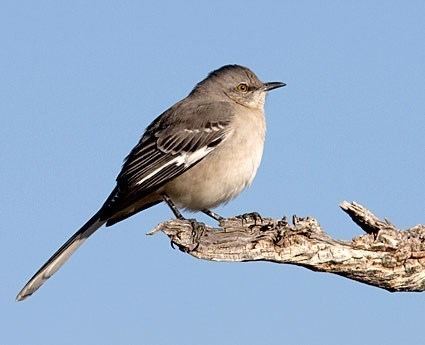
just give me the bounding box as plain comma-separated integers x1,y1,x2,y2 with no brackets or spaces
170,239,186,252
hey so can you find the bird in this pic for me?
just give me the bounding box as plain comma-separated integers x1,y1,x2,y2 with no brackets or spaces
16,64,285,301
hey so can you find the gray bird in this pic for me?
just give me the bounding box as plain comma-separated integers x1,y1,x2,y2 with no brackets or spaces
16,64,285,301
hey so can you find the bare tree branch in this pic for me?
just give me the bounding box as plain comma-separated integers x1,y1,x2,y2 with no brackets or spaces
148,201,425,292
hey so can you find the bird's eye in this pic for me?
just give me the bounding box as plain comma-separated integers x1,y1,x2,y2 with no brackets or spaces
236,83,249,92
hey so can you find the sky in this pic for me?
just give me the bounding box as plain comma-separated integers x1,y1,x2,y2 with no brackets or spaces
1,1,424,344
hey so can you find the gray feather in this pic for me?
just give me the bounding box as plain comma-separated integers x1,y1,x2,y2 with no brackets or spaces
16,213,105,301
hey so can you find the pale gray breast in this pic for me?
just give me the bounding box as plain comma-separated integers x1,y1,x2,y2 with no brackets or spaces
162,107,266,210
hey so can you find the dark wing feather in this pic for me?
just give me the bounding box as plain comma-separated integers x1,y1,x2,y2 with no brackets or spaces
101,101,234,215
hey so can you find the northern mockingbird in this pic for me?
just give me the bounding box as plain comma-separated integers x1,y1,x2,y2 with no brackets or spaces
17,64,285,301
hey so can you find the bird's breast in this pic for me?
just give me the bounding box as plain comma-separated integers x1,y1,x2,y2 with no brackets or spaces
163,109,266,210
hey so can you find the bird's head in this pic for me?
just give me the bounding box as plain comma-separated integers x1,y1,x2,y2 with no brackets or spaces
191,64,285,110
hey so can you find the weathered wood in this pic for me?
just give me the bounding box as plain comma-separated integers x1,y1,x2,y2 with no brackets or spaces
148,201,425,292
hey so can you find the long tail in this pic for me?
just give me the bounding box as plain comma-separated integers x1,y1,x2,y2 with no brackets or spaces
16,211,106,301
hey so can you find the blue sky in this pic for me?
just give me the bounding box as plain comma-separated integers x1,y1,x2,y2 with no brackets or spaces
1,1,424,344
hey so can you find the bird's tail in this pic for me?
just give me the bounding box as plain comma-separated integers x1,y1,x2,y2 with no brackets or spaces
16,211,106,301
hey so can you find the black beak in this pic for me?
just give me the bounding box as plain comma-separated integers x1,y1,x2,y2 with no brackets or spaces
263,81,286,91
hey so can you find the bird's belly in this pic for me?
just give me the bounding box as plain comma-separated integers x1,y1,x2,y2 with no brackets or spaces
163,130,264,211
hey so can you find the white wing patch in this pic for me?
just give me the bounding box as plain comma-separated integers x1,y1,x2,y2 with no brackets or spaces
182,146,215,166
135,146,214,185
135,156,182,185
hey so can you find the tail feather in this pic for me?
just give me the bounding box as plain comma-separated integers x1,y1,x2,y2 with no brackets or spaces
16,211,106,301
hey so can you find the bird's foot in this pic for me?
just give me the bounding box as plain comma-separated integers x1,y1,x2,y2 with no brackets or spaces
186,219,205,251
236,212,263,226
170,219,204,251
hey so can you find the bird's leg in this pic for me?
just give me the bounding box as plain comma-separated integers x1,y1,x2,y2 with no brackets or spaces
162,194,185,220
201,209,224,222
161,194,206,251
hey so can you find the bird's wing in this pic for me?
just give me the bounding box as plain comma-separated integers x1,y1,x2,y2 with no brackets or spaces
16,101,234,301
102,101,234,214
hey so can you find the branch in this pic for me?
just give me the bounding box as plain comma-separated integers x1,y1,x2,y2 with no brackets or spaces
148,201,425,292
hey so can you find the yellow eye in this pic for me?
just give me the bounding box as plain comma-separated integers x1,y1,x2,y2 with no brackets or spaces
236,83,248,92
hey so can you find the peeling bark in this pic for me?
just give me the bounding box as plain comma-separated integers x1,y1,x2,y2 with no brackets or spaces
148,202,425,292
